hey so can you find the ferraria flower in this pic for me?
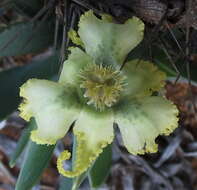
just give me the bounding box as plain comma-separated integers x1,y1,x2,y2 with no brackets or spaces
18,11,179,177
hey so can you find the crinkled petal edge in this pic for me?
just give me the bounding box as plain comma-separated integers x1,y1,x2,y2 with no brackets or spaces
30,130,57,145
137,101,179,155
57,131,114,178
18,83,33,121
160,101,179,136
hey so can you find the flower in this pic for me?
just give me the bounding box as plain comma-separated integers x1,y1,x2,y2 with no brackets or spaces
18,11,179,178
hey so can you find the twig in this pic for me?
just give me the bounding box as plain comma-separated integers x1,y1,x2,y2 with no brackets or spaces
20,8,53,51
154,134,182,168
114,145,174,190
0,0,12,7
0,161,16,185
71,0,102,15
40,185,55,190
30,0,55,23
158,37,181,83
185,0,192,85
128,155,174,190
121,7,169,70
53,2,62,49
183,152,197,157
0,0,55,53
58,0,70,77
185,0,197,116
165,22,186,58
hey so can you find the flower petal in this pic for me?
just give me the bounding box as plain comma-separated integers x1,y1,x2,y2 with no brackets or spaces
57,107,114,177
78,11,144,66
19,79,81,145
114,96,178,154
59,47,93,86
68,29,84,47
122,60,166,98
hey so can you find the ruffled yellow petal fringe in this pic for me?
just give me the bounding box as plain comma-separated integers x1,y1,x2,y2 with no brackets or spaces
59,47,93,86
57,107,114,177
114,96,179,155
19,79,81,145
57,131,113,177
78,10,144,66
68,29,84,47
122,60,166,98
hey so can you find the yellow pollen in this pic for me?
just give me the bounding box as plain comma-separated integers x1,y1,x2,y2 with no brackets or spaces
79,64,126,110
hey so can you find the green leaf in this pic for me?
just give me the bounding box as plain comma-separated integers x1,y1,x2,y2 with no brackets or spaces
72,173,87,190
71,135,88,190
13,0,43,17
151,45,177,77
59,173,87,190
88,144,112,188
59,177,73,190
0,21,54,57
9,119,36,168
0,53,60,120
15,140,55,190
128,41,177,77
59,134,87,190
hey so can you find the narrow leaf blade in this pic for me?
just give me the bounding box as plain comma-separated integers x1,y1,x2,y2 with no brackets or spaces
15,140,55,190
13,0,43,17
0,53,59,120
89,144,112,188
0,21,53,57
9,119,36,168
59,134,88,190
59,177,73,190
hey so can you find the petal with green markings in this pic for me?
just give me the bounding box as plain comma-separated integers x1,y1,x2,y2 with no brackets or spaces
57,107,114,177
122,60,166,98
78,11,144,66
19,79,81,145
59,47,93,86
68,29,84,47
114,96,178,154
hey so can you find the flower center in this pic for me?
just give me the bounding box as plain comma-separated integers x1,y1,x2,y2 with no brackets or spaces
79,64,126,110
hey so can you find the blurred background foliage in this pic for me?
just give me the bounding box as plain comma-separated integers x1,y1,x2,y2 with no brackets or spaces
0,0,197,190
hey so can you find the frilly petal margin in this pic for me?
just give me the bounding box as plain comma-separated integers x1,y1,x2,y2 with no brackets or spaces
19,79,81,145
68,29,84,47
57,107,114,177
59,47,93,86
122,60,166,98
114,96,179,154
78,11,144,66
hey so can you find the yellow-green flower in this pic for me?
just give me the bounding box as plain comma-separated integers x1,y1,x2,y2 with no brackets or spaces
18,11,179,178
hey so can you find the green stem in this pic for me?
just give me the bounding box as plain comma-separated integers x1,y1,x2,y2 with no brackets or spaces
71,135,87,190
71,173,87,190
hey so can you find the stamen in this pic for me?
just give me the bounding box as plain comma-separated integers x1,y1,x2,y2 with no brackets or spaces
79,64,126,110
